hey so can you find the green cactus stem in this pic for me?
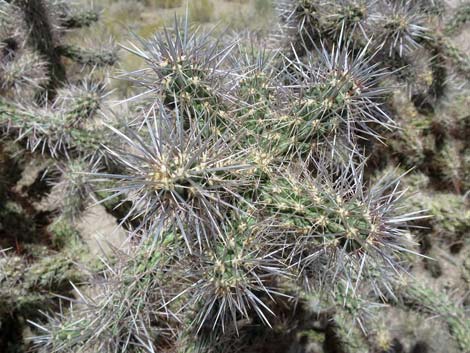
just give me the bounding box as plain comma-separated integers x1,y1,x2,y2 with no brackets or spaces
61,9,99,29
57,44,118,67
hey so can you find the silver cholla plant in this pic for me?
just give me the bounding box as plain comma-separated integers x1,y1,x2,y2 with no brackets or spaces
2,0,469,352
27,7,428,352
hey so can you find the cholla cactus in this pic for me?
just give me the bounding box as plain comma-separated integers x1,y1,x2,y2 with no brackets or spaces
0,0,24,40
0,245,86,342
0,3,118,349
25,10,431,352
282,41,393,152
50,160,95,221
229,48,294,161
0,49,48,98
3,0,468,351
0,82,107,159
0,0,116,162
323,0,374,43
122,17,232,120
0,0,116,100
277,0,431,70
91,105,254,247
393,279,470,352
175,216,287,333
0,1,47,99
275,0,323,53
261,154,420,293
30,242,176,353
372,0,429,57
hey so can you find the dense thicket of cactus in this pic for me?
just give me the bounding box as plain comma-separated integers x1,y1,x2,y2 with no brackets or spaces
0,0,117,351
0,0,469,353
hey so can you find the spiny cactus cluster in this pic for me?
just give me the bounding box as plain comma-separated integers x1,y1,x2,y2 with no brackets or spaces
0,0,117,160
0,1,117,351
0,0,469,353
32,8,422,353
0,0,119,214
